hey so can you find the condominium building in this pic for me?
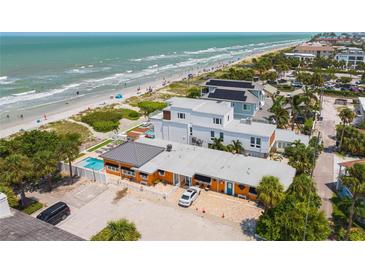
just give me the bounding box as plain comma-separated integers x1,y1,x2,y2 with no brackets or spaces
294,43,335,58
335,47,365,68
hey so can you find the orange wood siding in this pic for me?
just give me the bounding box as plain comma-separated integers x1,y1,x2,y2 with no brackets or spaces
156,170,173,184
269,131,276,147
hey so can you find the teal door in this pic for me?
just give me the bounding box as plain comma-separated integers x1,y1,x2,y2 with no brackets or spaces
226,182,233,195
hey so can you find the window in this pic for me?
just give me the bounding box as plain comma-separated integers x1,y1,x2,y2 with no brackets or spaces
158,170,165,176
210,131,215,139
227,115,230,121
189,127,193,136
219,132,224,141
177,112,185,119
250,137,261,148
213,117,222,125
250,137,255,147
106,164,119,172
139,172,148,180
243,104,248,110
122,169,135,176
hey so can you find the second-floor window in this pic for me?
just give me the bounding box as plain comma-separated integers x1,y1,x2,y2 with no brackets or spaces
213,117,222,125
177,112,185,119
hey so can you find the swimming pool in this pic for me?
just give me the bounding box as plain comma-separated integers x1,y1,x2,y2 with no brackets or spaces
145,129,155,138
77,157,104,171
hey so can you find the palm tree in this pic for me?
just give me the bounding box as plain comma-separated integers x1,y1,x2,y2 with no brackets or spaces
338,108,355,150
210,138,225,151
0,154,33,207
257,176,285,211
34,150,59,191
91,219,141,241
286,174,321,208
58,133,81,184
287,95,305,130
231,139,244,154
271,107,290,129
342,163,365,240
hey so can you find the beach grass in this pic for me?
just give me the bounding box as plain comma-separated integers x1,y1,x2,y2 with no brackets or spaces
45,120,93,143
87,139,113,152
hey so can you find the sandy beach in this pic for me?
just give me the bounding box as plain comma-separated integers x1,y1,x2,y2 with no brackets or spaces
0,44,296,138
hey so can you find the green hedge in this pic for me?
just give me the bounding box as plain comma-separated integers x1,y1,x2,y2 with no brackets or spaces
20,201,43,215
336,125,365,157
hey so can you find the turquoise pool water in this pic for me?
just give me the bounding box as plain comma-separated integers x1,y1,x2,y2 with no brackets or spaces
78,157,104,171
145,129,155,137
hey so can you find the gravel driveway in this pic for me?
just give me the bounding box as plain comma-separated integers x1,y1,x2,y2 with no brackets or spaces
50,184,253,241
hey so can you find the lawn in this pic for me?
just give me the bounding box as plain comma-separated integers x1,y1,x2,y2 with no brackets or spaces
45,120,93,143
87,139,113,152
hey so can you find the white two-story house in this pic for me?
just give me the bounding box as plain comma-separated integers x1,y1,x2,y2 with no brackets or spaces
150,97,276,158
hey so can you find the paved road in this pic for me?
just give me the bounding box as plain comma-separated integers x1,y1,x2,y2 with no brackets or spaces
313,96,337,218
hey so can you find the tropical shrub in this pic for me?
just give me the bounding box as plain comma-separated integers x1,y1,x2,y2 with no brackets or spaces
186,87,201,98
0,184,18,207
137,101,168,115
336,125,365,157
20,200,43,215
92,121,119,132
91,219,141,241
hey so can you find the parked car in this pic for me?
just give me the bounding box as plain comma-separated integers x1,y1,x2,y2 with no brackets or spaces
291,81,303,88
278,78,287,84
178,187,201,207
36,202,70,225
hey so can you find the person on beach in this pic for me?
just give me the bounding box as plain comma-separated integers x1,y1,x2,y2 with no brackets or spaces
6,114,10,119
20,114,23,119
43,114,47,120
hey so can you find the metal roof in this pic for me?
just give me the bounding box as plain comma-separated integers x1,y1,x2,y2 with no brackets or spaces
100,141,165,167
0,209,83,241
137,138,296,189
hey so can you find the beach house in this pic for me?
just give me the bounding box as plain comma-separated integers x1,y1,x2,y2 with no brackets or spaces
150,97,309,158
100,138,296,200
335,47,365,68
201,79,265,119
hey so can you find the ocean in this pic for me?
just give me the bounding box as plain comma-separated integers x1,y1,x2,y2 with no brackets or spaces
0,32,311,126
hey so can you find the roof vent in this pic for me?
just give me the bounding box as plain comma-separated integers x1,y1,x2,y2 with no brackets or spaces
166,144,172,152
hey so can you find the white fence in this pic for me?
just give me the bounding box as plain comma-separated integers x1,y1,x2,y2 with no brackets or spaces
60,162,107,184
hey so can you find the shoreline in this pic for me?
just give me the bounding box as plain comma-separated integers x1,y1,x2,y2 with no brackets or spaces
0,44,297,138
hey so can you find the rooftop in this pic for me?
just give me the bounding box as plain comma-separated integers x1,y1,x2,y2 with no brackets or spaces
338,159,365,168
295,43,334,52
166,97,232,116
206,88,259,104
137,138,296,189
275,129,310,145
100,141,165,167
204,79,263,90
0,209,83,241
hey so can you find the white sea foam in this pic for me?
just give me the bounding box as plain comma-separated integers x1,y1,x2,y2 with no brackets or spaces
0,83,82,107
0,76,17,85
148,64,159,69
14,90,36,96
126,70,133,73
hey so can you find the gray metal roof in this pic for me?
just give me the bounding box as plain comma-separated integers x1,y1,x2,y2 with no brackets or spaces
0,209,83,241
100,141,165,167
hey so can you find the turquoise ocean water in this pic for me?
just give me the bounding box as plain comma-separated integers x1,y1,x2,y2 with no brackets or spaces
0,33,311,121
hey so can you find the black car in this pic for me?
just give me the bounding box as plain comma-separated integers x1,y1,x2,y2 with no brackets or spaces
36,202,70,225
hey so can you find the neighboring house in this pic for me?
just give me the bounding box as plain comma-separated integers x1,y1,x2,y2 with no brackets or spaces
359,97,365,122
150,97,309,158
274,129,310,152
150,97,276,158
201,79,265,119
284,52,316,61
294,43,335,58
101,138,296,200
335,47,365,68
0,193,82,241
336,159,365,198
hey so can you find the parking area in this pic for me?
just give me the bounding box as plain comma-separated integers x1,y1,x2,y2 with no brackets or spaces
31,181,259,240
